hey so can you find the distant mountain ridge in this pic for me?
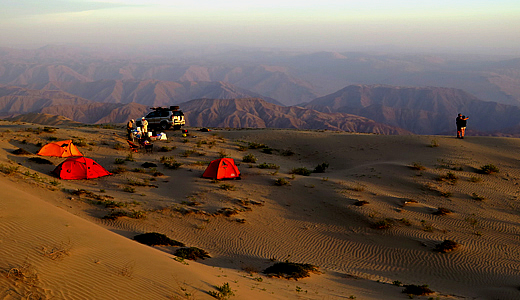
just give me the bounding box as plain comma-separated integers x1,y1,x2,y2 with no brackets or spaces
181,98,411,135
305,84,520,135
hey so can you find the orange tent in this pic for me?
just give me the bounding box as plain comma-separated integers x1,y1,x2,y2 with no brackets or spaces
52,157,111,180
37,140,83,157
202,158,240,180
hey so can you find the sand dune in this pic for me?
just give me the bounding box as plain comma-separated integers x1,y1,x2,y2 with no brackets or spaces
1,120,520,299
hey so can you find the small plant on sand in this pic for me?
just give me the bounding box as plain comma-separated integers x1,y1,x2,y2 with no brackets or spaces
111,166,127,174
291,167,311,176
125,153,135,162
248,142,267,149
429,139,439,148
263,261,320,280
371,219,393,229
174,247,211,261
274,177,290,186
433,239,460,253
0,163,19,175
114,158,125,164
393,280,403,286
242,153,257,163
123,186,136,193
114,143,125,150
410,162,426,170
437,172,458,183
133,232,185,247
402,284,434,296
281,149,295,156
258,162,280,169
218,150,228,158
432,207,452,216
208,282,234,299
164,160,183,169
219,183,236,191
471,193,485,201
479,164,499,174
469,176,482,183
313,162,329,173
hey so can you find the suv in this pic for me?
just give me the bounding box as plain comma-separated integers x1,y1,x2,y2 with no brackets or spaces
143,106,186,130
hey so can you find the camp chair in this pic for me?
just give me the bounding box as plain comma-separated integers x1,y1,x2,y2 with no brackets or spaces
127,140,139,152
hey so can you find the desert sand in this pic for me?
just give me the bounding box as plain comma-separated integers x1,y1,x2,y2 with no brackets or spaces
1,120,519,300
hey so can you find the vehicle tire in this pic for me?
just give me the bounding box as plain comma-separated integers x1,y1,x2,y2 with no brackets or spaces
160,121,170,130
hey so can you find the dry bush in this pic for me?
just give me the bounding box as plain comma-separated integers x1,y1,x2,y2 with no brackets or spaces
41,242,71,260
434,239,460,253
263,261,320,280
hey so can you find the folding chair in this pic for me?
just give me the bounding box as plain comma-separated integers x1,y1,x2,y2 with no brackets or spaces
127,140,139,152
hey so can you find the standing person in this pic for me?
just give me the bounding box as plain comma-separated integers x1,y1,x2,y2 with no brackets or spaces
460,115,469,139
126,119,135,140
141,117,149,135
456,114,468,139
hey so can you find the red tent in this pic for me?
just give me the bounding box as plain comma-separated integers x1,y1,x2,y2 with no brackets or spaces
53,157,111,180
202,158,240,180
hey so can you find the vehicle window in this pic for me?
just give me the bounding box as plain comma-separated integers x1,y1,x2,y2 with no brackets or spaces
160,111,169,117
172,111,182,116
146,111,158,118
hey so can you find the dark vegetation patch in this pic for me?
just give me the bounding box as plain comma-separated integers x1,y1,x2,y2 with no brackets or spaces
12,148,32,155
263,261,319,280
70,189,113,201
141,162,157,168
371,219,393,229
291,167,311,176
432,207,452,216
433,239,460,253
28,157,53,165
479,164,499,174
174,247,210,260
353,200,369,206
133,232,185,247
402,284,434,296
313,162,329,173
102,210,146,220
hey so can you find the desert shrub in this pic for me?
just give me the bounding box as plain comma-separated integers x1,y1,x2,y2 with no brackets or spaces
123,186,135,193
274,178,290,186
74,139,88,147
439,191,452,198
469,176,482,183
216,207,238,217
28,157,53,165
479,164,499,174
242,153,257,163
219,183,236,191
280,149,295,156
291,167,311,176
133,232,184,247
140,162,156,168
248,142,267,149
433,239,460,253
402,284,434,296
410,162,426,170
258,162,280,169
432,207,452,216
263,261,319,280
12,148,32,155
0,164,19,175
158,146,174,152
131,168,146,173
114,143,125,150
471,193,485,201
102,211,129,220
353,200,369,206
371,219,393,229
429,139,439,147
125,153,135,162
164,160,182,169
114,158,125,165
181,150,196,157
111,166,127,174
218,150,227,158
313,162,329,173
48,136,58,141
174,247,211,261
261,147,273,154
43,126,57,133
438,172,458,183
208,282,234,300
237,144,248,151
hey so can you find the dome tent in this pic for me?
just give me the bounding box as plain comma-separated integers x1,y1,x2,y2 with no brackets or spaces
202,158,240,180
37,140,83,157
53,157,111,180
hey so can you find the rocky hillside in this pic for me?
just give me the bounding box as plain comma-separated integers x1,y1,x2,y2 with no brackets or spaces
181,98,410,134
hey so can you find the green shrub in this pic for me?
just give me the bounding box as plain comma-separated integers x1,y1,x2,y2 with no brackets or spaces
258,162,280,169
313,162,329,173
174,247,211,261
291,167,311,176
433,239,460,253
263,261,319,280
133,232,185,247
242,153,257,163
208,282,234,299
371,219,393,229
479,164,499,174
410,162,426,170
248,142,267,149
219,183,236,191
114,158,125,165
274,178,289,186
0,164,19,175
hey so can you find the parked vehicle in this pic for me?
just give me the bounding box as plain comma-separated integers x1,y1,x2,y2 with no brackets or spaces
142,106,185,130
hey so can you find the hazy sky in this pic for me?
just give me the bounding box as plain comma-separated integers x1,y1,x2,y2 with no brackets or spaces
1,0,519,54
